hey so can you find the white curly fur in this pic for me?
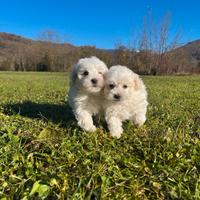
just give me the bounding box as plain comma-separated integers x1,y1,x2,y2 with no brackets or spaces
103,65,148,138
68,56,108,132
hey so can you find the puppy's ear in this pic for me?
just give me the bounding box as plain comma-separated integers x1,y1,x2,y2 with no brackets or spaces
133,74,143,91
102,71,107,79
70,64,77,85
103,68,108,78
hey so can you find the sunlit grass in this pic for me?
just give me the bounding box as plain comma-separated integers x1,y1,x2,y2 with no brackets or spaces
0,72,199,199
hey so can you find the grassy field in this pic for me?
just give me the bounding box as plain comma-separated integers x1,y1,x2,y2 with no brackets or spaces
0,72,200,199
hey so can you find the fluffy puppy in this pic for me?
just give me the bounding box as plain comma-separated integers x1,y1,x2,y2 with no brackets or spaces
103,65,148,138
68,56,108,132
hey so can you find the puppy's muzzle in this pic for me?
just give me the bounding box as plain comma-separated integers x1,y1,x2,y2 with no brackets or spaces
91,78,98,86
113,94,121,101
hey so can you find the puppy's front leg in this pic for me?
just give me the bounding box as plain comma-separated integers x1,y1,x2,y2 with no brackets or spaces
106,116,123,138
75,109,96,132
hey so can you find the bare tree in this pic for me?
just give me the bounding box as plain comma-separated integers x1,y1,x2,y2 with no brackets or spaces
36,29,64,71
132,12,182,74
37,29,62,43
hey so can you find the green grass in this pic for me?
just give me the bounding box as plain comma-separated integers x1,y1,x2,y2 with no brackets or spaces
0,72,200,199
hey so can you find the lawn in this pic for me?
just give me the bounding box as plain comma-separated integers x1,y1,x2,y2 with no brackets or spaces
0,72,200,199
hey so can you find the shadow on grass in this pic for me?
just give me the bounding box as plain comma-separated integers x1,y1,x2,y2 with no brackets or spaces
3,100,75,128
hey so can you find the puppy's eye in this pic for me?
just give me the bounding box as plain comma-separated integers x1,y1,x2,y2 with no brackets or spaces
109,84,115,89
123,85,128,89
99,72,103,75
83,71,89,76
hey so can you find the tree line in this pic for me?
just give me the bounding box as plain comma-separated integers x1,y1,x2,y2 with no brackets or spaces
0,13,200,75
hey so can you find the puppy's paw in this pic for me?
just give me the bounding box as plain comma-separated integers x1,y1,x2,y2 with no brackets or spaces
87,125,97,132
107,117,123,139
134,114,146,127
81,124,97,132
77,115,96,132
110,131,122,139
110,126,123,139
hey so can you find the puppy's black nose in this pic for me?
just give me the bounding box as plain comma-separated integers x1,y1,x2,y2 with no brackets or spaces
91,78,97,84
114,94,121,100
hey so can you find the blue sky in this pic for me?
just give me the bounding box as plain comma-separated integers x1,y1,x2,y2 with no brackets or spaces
0,0,200,48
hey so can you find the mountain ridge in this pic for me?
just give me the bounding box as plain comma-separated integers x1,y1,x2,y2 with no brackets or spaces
0,32,199,73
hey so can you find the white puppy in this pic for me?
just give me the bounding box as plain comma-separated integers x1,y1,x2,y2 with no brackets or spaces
103,65,148,138
68,56,108,132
